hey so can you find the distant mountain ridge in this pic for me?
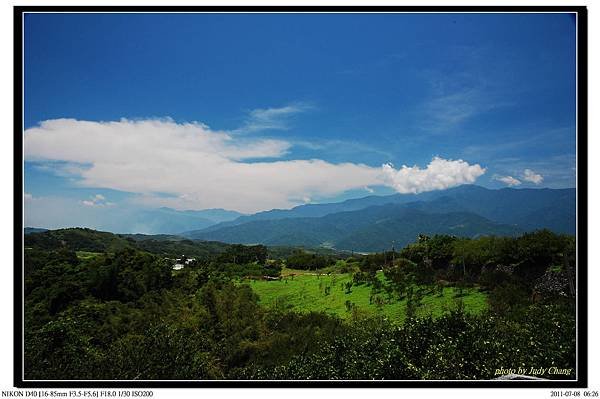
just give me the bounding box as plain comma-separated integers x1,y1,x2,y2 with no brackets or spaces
24,227,49,235
195,185,575,233
185,205,523,251
182,185,575,251
26,186,576,251
196,192,403,233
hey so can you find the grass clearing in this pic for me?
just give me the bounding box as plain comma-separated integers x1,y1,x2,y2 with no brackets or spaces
247,270,487,323
76,251,102,260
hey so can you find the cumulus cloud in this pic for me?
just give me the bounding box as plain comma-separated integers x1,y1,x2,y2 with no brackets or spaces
25,118,486,213
522,168,544,184
380,157,486,194
494,175,522,186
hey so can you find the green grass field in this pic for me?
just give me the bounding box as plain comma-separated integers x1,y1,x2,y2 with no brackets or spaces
247,270,487,323
75,251,102,260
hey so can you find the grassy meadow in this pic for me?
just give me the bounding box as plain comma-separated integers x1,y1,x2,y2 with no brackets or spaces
75,251,102,260
247,268,487,323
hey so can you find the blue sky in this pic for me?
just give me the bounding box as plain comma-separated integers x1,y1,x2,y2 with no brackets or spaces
23,12,577,228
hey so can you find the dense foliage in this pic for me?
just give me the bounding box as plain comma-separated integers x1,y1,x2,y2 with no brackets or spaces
24,228,576,380
285,250,337,270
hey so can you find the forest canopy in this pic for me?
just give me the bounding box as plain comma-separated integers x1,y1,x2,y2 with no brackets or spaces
24,228,576,380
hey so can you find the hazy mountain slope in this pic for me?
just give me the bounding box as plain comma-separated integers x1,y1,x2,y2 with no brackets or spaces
91,207,245,235
190,186,575,236
190,217,345,247
418,186,576,233
188,204,523,252
335,211,522,252
184,186,575,251
196,193,409,233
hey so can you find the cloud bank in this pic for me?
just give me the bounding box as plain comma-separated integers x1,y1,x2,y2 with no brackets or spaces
25,118,486,212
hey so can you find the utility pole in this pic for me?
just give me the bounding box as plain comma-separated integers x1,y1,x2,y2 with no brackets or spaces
392,240,395,265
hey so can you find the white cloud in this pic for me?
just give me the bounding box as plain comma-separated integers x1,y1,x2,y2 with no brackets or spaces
24,193,32,200
25,118,377,212
494,175,522,186
235,104,311,133
25,118,486,213
493,169,543,187
380,157,486,194
81,193,115,207
522,168,544,184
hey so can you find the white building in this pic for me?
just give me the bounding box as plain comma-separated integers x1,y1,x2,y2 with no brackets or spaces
173,263,184,270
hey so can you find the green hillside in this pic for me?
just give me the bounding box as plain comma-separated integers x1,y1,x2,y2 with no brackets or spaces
24,227,233,259
24,227,134,253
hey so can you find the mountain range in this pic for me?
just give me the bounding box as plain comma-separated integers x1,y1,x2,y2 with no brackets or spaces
25,185,576,252
181,185,576,252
